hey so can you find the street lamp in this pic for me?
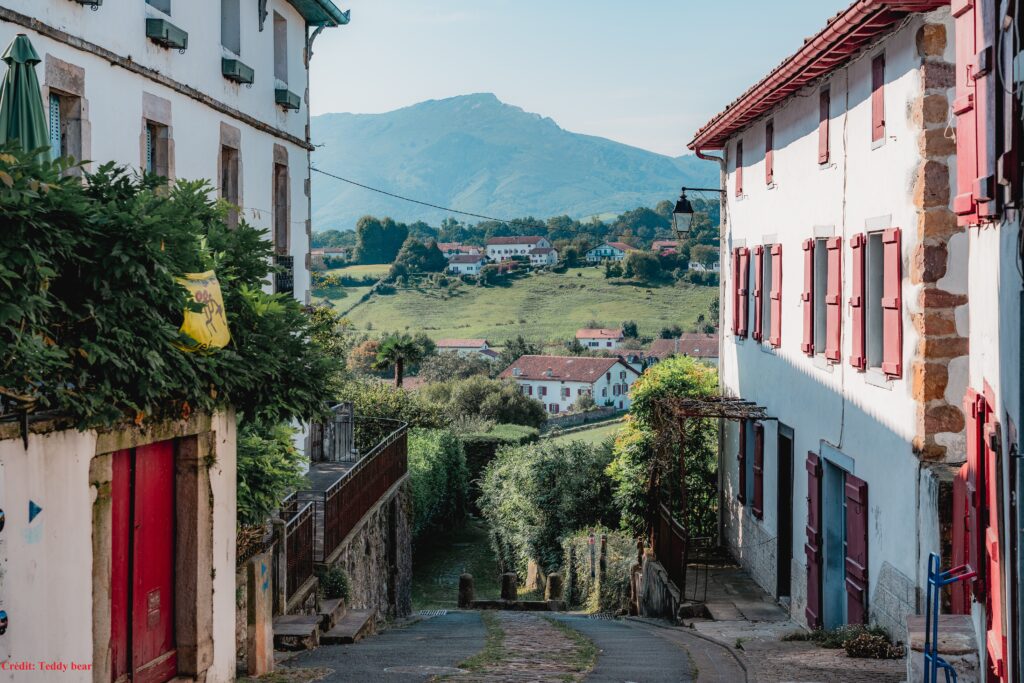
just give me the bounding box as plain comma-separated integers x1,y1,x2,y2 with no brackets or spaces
671,186,726,238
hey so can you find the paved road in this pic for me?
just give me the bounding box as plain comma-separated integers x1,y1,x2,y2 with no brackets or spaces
285,611,486,682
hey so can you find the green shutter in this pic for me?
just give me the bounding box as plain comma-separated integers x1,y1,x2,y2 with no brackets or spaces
48,94,61,159
145,126,153,173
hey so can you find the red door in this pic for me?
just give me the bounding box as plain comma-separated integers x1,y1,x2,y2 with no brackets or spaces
981,389,1006,682
805,452,823,629
111,441,177,683
844,474,869,624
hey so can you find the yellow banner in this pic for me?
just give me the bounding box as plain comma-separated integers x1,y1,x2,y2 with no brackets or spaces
176,271,230,351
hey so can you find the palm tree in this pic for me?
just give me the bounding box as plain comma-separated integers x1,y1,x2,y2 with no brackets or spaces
373,334,425,388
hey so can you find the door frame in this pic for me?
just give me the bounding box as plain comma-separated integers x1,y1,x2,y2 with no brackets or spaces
776,424,794,598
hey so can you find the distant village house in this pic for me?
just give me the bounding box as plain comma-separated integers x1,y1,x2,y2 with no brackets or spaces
435,338,497,359
447,254,487,275
586,242,636,263
647,333,719,366
485,236,552,262
576,328,625,349
500,355,639,413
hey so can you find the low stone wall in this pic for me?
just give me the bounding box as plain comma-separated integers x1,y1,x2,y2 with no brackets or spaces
871,562,918,642
638,555,681,620
545,408,620,430
722,498,778,598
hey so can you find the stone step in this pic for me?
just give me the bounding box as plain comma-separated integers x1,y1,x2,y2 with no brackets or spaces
273,614,321,651
320,609,375,645
319,598,347,631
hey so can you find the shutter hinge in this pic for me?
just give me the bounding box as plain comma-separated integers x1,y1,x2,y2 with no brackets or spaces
974,46,993,79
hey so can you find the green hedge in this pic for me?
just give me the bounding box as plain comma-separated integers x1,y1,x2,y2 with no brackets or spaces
408,429,469,537
461,424,539,506
563,527,636,614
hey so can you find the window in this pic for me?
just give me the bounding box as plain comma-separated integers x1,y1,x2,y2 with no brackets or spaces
273,12,288,85
561,387,570,399
813,238,827,355
769,244,782,347
736,247,750,337
272,162,289,255
735,140,744,196
865,233,884,369
871,54,885,144
220,145,239,229
619,371,626,379
539,386,547,397
606,341,612,348
818,90,830,164
146,0,171,14
601,387,607,397
760,246,772,342
853,229,902,377
221,0,241,55
48,91,83,166
765,121,774,184
144,121,170,178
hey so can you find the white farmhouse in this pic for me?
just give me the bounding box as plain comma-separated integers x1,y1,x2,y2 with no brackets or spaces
435,338,496,359
500,355,639,413
689,0,966,644
438,242,481,256
528,246,559,267
447,254,486,275
485,236,551,262
585,241,635,263
575,328,624,350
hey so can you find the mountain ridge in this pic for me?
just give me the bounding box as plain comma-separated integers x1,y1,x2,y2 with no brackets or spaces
310,93,717,230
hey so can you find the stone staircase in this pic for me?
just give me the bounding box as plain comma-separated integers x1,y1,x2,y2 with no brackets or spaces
272,598,375,651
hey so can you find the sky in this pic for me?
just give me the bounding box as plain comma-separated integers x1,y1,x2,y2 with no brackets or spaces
309,1,852,157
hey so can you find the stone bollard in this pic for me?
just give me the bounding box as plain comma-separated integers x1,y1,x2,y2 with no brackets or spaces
458,573,475,608
500,572,518,601
544,573,563,601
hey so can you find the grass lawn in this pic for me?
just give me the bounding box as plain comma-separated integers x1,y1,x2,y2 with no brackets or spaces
325,263,391,279
412,518,503,609
549,420,624,446
340,267,716,343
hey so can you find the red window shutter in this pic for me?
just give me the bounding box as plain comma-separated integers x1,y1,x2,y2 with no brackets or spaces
818,90,830,164
871,54,885,143
731,248,741,336
849,234,866,370
735,140,744,197
765,121,774,184
737,248,750,338
952,0,979,223
752,422,764,519
951,463,972,614
982,385,1006,679
805,452,823,629
801,238,815,355
881,228,903,378
964,388,985,600
769,244,783,347
752,246,764,341
737,420,747,504
844,474,869,625
825,237,842,363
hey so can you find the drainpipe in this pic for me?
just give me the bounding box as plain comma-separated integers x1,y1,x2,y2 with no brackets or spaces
695,145,729,546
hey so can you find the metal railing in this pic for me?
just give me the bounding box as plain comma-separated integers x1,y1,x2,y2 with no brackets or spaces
281,494,315,598
655,504,689,598
309,402,355,462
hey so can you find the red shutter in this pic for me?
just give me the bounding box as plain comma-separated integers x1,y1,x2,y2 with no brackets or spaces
881,228,903,378
738,248,750,338
769,244,783,347
844,474,869,625
735,140,744,197
981,384,1006,680
849,234,866,370
964,389,985,599
765,121,774,184
951,462,972,614
752,246,764,342
818,90,830,164
825,237,842,363
805,452,823,630
801,238,814,355
953,0,979,223
731,248,741,336
737,420,747,504
752,422,764,519
871,54,885,143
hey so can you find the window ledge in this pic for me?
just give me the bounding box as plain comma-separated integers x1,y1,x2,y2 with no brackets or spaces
871,136,887,151
813,354,834,373
759,343,777,355
864,368,893,390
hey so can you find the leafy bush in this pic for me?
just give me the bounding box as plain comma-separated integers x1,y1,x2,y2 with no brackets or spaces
460,424,540,506
334,377,449,429
563,527,637,614
408,429,469,537
317,565,351,601
479,440,619,577
236,420,307,526
784,625,903,658
421,376,547,428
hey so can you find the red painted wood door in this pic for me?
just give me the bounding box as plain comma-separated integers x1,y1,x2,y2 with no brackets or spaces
805,452,823,629
844,474,869,624
982,394,1006,682
111,442,177,683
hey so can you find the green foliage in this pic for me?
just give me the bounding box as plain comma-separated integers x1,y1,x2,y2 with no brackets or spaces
479,440,620,576
622,251,662,282
422,376,547,428
497,335,542,369
607,356,718,537
408,429,469,537
660,325,683,339
621,321,639,338
311,229,356,249
373,333,434,387
0,148,339,428
317,565,351,601
390,238,448,278
562,527,636,613
354,215,408,264
459,424,540,509
417,351,496,383
236,420,307,526
333,377,449,429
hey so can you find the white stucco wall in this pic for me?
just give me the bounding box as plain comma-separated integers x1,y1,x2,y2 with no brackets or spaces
0,0,314,302
514,367,637,413
717,14,948,629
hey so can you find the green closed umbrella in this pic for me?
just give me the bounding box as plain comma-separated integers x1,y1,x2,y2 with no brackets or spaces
0,34,49,161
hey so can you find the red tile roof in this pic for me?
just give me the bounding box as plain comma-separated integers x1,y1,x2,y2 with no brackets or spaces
689,0,946,150
448,254,486,264
605,242,636,252
436,338,489,348
576,328,624,340
499,355,637,383
647,334,720,360
651,240,678,251
486,236,546,245
531,247,556,254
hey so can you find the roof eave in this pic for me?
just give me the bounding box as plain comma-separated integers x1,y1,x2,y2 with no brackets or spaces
286,0,350,27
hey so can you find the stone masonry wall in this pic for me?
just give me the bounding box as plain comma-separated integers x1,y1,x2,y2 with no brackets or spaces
723,497,777,599
871,561,919,641
910,15,970,463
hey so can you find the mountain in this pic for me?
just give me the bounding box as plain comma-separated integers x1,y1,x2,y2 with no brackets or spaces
310,93,717,231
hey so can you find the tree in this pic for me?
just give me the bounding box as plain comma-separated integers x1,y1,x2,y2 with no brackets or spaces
373,334,427,387
565,337,587,356
690,244,719,269
347,339,381,376
572,393,597,412
622,251,662,281
604,261,623,278
355,215,409,264
498,335,543,369
660,325,683,339
419,351,496,383
622,321,639,338
391,238,448,277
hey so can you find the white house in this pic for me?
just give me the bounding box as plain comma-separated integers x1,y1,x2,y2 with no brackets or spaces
585,242,635,263
689,1,962,645
528,246,559,267
500,355,639,413
438,242,481,257
0,0,346,306
485,236,551,262
435,338,496,359
647,334,719,367
689,261,721,273
576,328,624,350
447,254,486,275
